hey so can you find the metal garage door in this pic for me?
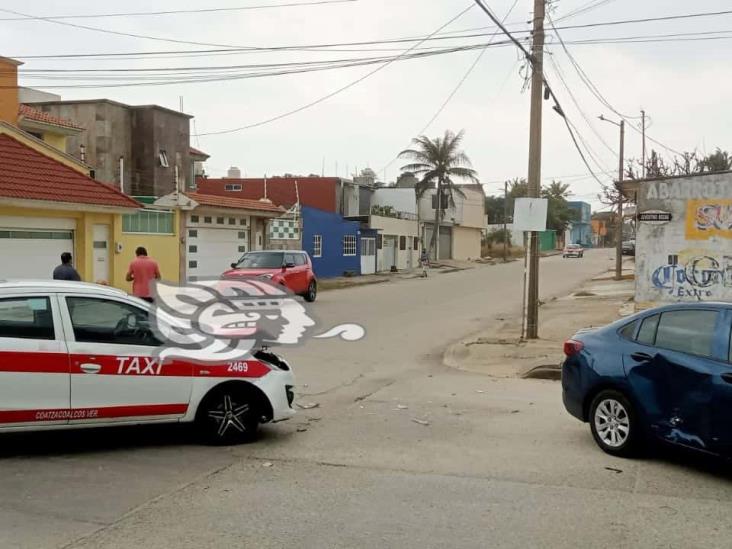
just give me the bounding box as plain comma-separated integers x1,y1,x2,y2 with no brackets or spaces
0,229,73,279
187,227,248,281
424,226,452,261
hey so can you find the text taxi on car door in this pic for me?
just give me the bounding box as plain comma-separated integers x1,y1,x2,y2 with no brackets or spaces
0,280,295,444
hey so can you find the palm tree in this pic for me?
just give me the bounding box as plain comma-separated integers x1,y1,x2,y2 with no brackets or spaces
398,130,478,259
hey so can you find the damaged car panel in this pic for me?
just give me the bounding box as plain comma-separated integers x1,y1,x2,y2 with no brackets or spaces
562,303,732,458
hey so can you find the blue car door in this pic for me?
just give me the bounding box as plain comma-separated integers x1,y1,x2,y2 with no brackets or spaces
709,308,732,456
623,308,726,452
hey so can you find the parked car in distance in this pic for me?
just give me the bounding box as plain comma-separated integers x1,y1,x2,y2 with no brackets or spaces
0,280,295,444
224,250,317,302
563,244,584,258
621,240,636,256
562,302,732,459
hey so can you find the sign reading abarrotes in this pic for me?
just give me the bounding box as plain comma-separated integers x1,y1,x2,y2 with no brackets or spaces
512,198,548,232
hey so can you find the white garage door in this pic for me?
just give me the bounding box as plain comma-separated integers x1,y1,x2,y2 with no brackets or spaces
0,229,74,279
187,227,249,281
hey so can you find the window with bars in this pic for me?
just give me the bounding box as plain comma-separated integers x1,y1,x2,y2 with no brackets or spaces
413,237,419,250
122,210,174,234
399,236,406,250
343,235,356,256
313,235,322,258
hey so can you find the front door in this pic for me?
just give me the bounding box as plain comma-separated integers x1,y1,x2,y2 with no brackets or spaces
0,295,69,427
61,295,192,424
360,237,375,275
284,252,308,294
624,308,726,452
92,224,110,284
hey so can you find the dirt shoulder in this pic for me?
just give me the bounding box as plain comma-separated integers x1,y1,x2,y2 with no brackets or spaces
444,269,635,380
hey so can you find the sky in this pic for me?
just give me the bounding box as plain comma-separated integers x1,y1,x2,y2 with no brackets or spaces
2,0,731,212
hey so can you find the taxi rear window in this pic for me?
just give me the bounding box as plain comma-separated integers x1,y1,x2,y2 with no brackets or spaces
0,297,54,340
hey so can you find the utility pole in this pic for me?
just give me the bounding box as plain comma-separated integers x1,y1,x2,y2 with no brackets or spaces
641,110,646,178
503,181,508,262
616,120,625,280
525,0,545,340
600,114,625,281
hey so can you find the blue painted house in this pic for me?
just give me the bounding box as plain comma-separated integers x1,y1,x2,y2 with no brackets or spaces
301,206,361,278
567,201,592,247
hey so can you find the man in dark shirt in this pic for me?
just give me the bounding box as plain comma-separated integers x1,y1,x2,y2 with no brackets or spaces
53,252,81,281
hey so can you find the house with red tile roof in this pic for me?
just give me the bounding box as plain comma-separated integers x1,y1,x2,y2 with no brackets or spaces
0,121,150,286
154,189,285,280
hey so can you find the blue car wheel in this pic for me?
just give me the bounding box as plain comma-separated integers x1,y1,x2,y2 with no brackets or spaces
589,390,641,458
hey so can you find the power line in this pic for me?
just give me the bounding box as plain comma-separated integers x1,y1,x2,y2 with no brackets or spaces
195,3,478,136
9,8,732,60
547,54,617,158
555,0,617,22
0,0,358,20
378,0,521,177
8,43,512,90
471,0,608,187
548,13,685,157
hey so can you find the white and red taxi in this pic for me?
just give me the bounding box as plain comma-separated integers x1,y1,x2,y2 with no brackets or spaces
0,280,295,444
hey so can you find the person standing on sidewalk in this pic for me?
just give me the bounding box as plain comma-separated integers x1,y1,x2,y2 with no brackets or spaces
52,252,81,281
126,246,161,303
420,249,430,278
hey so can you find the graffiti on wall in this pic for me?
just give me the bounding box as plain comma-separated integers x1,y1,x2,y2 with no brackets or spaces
686,199,732,240
652,253,732,300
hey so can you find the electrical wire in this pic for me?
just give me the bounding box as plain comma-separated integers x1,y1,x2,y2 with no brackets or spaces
7,43,516,89
9,7,732,61
378,0,521,177
555,0,617,22
547,54,617,157
472,0,609,187
194,3,478,136
548,13,685,157
0,0,358,20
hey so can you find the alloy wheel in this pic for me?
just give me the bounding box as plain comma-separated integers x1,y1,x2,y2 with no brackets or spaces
207,394,251,438
594,398,630,448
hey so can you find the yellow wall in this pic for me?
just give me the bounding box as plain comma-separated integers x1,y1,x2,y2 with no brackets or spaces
0,205,181,291
41,132,67,152
452,226,482,260
0,58,19,126
113,209,181,291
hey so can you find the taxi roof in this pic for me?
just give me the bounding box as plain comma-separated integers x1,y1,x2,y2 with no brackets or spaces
0,279,128,297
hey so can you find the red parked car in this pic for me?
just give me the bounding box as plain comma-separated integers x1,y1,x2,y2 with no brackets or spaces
223,250,317,302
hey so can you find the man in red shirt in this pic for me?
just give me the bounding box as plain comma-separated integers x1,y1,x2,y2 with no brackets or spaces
126,246,161,302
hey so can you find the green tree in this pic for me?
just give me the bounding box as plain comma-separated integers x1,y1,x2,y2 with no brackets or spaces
541,181,577,234
698,148,732,173
398,130,478,258
485,195,506,224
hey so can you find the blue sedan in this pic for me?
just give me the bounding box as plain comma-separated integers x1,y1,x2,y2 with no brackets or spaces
562,302,732,458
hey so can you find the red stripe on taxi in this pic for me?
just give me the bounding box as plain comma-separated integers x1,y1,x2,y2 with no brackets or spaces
0,403,188,424
0,351,269,378
0,351,68,374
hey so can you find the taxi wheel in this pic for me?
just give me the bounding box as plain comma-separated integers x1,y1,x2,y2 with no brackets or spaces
196,388,259,445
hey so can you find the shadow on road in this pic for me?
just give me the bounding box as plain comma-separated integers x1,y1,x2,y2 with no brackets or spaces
0,424,285,458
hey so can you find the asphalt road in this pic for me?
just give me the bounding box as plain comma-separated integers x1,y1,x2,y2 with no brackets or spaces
2,249,732,549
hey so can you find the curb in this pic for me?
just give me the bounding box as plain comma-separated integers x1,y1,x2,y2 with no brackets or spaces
521,365,561,380
319,278,392,292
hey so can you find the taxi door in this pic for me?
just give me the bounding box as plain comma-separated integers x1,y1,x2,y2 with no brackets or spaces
59,294,192,424
0,294,70,427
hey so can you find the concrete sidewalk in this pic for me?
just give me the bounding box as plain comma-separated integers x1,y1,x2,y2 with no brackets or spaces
444,267,635,380
319,260,482,291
